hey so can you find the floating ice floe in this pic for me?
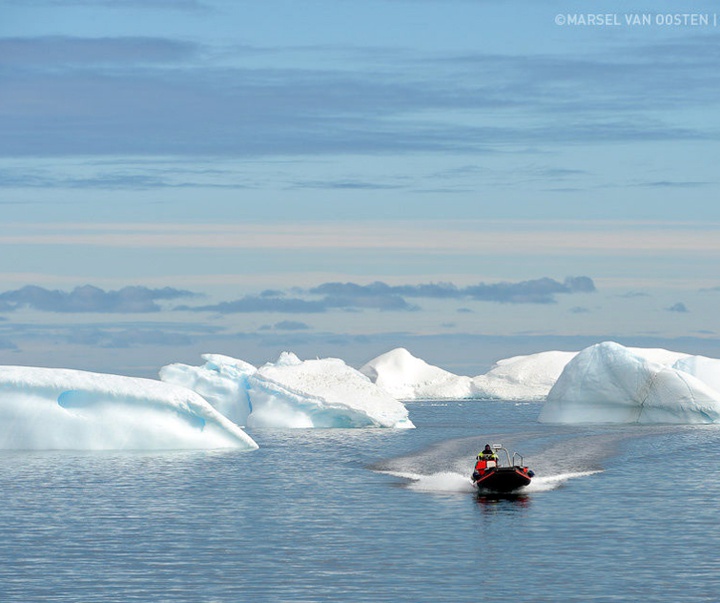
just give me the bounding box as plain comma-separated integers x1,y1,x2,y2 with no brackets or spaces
162,352,414,429
539,342,720,424
0,365,259,450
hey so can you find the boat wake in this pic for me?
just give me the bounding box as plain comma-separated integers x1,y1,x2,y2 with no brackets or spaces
380,468,600,494
382,470,476,493
523,470,601,493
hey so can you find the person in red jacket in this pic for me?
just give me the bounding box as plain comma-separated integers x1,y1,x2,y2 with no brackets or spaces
472,444,498,481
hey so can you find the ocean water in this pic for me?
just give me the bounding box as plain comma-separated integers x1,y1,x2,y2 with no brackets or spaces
1,400,719,602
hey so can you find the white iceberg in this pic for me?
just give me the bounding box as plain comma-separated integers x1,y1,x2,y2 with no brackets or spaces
159,353,256,426
360,347,576,400
359,348,473,400
0,365,259,450
162,352,414,429
470,351,578,400
539,342,720,424
672,355,720,393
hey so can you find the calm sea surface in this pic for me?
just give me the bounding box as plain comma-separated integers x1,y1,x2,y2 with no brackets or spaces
1,401,719,602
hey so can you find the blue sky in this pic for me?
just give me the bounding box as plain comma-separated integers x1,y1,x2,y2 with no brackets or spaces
1,0,720,376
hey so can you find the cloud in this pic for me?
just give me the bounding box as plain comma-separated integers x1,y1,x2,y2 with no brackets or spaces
273,320,310,331
464,276,595,304
4,0,211,11
638,180,711,189
311,276,595,305
179,296,327,314
667,302,689,313
0,285,197,313
0,276,596,317
179,290,417,313
618,291,651,298
2,32,718,160
177,276,595,314
0,36,198,66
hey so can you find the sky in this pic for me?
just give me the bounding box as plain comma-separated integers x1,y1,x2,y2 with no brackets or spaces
1,0,720,377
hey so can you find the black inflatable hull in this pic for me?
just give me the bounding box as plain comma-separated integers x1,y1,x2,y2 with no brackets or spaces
473,467,532,493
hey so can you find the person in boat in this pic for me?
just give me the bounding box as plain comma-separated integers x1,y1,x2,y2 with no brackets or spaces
472,445,498,481
477,444,498,462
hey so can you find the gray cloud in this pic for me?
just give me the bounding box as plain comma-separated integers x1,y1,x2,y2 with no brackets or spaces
273,321,310,331
667,302,689,313
0,278,596,317
311,276,595,305
179,290,417,314
183,276,595,315
0,285,197,313
179,296,327,314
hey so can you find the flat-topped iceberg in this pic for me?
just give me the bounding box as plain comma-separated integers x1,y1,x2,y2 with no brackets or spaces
0,365,259,450
161,352,414,429
539,342,720,424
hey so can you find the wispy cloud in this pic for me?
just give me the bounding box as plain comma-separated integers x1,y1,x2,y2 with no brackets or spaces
271,321,310,331
2,31,718,159
0,36,199,66
3,0,212,11
178,296,327,314
4,221,720,256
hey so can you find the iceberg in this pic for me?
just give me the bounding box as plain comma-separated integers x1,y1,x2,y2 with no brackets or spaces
159,353,256,426
0,365,259,450
161,352,414,429
672,355,720,393
359,348,474,400
360,347,576,400
539,342,720,424
470,351,578,401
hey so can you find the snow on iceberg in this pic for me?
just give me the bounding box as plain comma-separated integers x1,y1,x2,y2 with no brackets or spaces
471,351,577,401
539,342,720,424
247,352,414,428
0,365,259,450
360,347,576,400
161,352,414,429
359,348,473,400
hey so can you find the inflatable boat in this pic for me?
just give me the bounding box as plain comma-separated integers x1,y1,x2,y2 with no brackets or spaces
471,444,534,493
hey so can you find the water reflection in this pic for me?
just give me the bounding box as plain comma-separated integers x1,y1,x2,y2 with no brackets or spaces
475,492,531,513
